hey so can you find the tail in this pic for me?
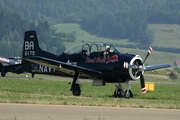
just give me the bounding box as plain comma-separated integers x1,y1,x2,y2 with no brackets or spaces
22,30,56,74
22,30,55,57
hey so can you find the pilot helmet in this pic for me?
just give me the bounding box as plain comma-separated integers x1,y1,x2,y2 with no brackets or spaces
106,46,110,50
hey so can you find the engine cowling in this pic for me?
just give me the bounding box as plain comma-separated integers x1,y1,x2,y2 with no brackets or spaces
128,55,144,80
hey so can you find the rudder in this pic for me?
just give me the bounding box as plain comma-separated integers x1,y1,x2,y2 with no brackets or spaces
23,30,41,57
22,30,56,74
22,30,55,57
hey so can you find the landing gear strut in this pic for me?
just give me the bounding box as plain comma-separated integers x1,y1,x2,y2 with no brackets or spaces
70,70,81,96
1,68,6,77
32,73,35,78
114,82,133,98
114,83,124,98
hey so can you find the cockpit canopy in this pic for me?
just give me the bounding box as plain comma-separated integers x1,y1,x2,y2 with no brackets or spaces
64,43,122,55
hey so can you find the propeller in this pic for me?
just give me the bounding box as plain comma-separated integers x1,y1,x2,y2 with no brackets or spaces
143,47,153,64
124,47,153,93
140,73,146,93
140,47,153,93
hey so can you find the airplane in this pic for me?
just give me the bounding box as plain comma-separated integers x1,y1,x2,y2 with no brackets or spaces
0,56,23,77
21,30,171,98
0,56,60,78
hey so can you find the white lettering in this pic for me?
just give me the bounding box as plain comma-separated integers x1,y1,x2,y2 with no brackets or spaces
29,41,34,50
38,65,56,73
44,66,48,72
24,51,35,56
24,41,35,56
25,42,29,50
25,41,34,50
39,65,44,73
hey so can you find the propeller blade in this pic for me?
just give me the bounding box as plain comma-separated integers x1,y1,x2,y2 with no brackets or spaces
140,73,146,93
143,47,153,64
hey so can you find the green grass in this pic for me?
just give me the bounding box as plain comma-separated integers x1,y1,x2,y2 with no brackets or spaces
0,74,180,109
149,24,180,49
54,23,180,49
54,23,135,48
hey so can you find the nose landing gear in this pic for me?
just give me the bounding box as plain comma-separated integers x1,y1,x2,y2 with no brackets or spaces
113,82,133,98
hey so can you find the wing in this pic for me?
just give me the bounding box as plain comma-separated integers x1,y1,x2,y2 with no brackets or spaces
23,56,102,78
145,64,171,71
1,64,23,74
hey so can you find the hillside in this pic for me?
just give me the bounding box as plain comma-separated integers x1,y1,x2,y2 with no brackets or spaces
55,23,180,49
1,0,180,56
1,0,180,24
54,23,180,65
149,24,180,49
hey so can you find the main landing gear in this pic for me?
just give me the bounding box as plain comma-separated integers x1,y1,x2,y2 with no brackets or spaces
70,70,81,96
70,71,133,98
113,82,133,98
1,68,6,77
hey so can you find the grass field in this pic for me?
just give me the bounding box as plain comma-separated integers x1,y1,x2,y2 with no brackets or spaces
54,23,180,49
54,23,136,48
0,73,180,109
149,24,180,48
54,23,180,65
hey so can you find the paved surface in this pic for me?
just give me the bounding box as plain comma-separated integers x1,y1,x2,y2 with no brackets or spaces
0,103,179,120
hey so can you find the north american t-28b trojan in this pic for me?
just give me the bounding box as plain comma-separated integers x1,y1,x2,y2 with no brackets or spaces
22,30,170,98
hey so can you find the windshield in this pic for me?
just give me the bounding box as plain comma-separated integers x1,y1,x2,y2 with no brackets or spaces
63,43,122,55
64,44,84,55
110,45,122,53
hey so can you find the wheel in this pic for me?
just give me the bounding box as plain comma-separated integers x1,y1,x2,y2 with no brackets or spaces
114,88,123,98
72,90,81,96
1,71,6,77
124,90,133,98
72,84,81,96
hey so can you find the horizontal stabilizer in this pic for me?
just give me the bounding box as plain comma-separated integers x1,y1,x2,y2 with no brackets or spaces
145,64,171,71
23,56,102,78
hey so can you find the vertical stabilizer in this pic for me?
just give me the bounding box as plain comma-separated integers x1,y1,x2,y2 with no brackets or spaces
22,30,56,75
23,30,41,57
22,30,55,57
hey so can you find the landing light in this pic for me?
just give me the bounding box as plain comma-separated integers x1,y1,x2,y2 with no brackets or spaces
59,64,62,68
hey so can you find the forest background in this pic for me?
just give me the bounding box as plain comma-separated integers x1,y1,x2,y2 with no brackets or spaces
1,0,180,57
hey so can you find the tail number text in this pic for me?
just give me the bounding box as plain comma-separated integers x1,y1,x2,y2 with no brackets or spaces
24,41,35,56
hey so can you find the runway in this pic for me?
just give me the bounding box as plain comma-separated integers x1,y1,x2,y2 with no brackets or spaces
0,103,179,120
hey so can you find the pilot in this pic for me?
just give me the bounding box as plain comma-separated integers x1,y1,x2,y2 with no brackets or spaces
82,50,90,57
104,46,110,55
82,50,87,57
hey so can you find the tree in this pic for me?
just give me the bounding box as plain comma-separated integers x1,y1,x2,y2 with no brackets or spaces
140,29,154,45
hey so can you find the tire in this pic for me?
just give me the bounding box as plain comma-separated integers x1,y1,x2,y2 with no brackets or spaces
124,90,133,98
72,90,81,96
72,84,81,96
1,71,6,77
114,88,123,98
